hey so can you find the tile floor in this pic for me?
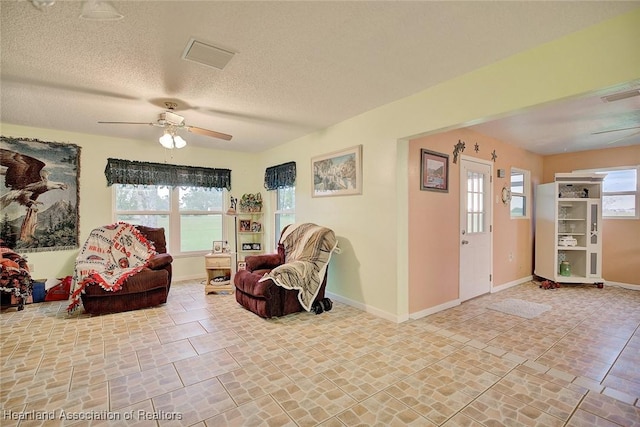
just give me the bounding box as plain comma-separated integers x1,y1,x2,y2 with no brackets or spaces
1,280,639,426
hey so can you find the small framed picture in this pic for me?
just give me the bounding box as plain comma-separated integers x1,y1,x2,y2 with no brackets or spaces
251,221,262,232
252,243,261,251
239,220,251,232
420,149,449,192
212,241,224,254
242,243,253,251
237,261,247,271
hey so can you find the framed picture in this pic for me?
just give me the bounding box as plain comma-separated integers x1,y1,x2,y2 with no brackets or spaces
420,149,449,192
239,219,251,232
252,243,261,251
250,221,262,232
311,145,362,197
241,243,253,251
212,240,224,254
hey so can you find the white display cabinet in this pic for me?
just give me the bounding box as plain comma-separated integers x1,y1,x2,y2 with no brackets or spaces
534,173,604,287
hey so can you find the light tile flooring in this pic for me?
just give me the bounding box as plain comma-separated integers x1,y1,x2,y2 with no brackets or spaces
1,280,639,426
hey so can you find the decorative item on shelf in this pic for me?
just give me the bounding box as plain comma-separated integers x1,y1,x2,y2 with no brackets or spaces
223,241,230,253
239,220,251,232
558,236,577,247
560,261,571,276
241,243,254,251
212,240,224,254
250,221,262,232
491,149,498,162
237,261,247,271
452,139,466,164
226,196,237,215
239,193,263,212
252,243,261,251
474,142,480,153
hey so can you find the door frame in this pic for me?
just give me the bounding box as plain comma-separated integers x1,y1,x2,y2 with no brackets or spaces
459,155,494,300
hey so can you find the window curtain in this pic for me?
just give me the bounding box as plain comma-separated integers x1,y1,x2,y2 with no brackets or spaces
104,158,231,190
264,161,296,190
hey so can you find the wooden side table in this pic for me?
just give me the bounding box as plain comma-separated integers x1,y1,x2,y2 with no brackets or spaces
204,253,234,294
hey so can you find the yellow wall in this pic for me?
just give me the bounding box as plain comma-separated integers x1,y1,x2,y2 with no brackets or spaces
0,123,261,282
257,8,640,320
543,145,640,285
2,8,639,320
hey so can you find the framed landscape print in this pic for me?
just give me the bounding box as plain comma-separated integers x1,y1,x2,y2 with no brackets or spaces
420,149,449,192
311,145,362,197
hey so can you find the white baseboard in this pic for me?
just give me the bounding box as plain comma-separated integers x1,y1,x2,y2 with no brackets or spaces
408,299,461,321
174,274,207,283
605,280,640,290
326,291,402,323
492,275,534,293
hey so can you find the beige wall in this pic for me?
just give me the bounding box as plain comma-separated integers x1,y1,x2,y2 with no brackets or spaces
408,129,543,313
543,145,640,286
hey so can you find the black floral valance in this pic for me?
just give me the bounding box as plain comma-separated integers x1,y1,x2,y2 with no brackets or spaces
105,158,231,190
264,161,296,190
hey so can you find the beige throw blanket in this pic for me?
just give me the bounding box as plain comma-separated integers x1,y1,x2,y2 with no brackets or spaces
259,223,339,311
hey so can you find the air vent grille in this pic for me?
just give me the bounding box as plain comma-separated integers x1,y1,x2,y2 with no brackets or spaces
182,38,235,70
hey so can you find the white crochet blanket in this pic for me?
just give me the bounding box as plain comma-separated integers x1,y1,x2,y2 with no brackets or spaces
67,222,156,312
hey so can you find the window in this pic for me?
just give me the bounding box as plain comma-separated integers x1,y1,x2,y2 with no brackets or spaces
274,186,295,248
510,168,530,218
114,184,224,254
582,166,639,219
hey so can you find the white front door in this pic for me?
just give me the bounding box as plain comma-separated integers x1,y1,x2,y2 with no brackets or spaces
459,157,492,301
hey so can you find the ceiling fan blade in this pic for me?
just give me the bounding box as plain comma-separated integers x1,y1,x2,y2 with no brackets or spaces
187,126,233,141
606,130,640,145
98,121,155,125
592,125,640,135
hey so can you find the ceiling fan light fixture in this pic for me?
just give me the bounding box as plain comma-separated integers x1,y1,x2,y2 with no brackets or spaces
173,135,187,149
159,133,175,149
80,1,124,21
159,130,187,149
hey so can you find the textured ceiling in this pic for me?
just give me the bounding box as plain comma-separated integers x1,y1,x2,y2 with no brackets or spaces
1,1,639,153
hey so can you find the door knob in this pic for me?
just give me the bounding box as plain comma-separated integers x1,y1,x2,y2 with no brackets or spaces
461,240,469,245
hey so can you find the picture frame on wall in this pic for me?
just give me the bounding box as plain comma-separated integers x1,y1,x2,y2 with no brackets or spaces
311,145,362,197
420,149,449,192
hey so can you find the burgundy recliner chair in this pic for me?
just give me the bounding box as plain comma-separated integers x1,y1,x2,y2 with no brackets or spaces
80,225,173,315
233,224,335,318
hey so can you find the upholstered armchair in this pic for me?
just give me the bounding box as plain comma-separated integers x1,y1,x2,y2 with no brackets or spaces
77,225,173,315
234,223,338,318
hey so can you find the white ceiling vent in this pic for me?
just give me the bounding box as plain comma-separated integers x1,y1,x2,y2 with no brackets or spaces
182,38,236,70
601,89,640,103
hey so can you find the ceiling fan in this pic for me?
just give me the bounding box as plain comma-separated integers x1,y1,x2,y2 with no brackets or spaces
98,101,232,148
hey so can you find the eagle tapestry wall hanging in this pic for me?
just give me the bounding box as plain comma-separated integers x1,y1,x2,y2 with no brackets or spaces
0,136,81,252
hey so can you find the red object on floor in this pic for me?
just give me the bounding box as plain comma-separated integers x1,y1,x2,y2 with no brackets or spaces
45,276,72,301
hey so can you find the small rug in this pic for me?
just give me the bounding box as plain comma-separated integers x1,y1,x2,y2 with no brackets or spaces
487,298,551,319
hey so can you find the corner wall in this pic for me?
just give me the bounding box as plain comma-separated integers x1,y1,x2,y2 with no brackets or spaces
408,129,543,313
0,123,260,282
258,9,640,320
